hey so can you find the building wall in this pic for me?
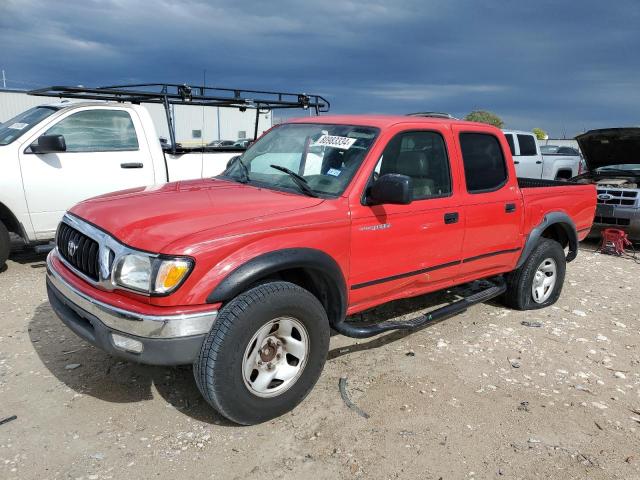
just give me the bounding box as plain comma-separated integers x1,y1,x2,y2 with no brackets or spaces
0,89,272,146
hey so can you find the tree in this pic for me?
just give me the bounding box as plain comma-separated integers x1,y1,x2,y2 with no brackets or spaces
532,128,548,140
464,110,504,128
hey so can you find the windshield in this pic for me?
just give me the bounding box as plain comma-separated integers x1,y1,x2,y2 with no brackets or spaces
221,123,379,196
0,106,59,146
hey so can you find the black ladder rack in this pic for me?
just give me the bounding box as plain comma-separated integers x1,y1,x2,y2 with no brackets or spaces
29,83,330,154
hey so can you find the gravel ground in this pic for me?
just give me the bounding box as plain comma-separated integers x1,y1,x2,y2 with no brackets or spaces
1,242,639,480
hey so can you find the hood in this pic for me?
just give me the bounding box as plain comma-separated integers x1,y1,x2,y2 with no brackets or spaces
576,128,640,171
70,178,323,252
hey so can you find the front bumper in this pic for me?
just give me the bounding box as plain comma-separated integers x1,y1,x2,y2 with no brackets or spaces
589,204,640,242
46,254,217,365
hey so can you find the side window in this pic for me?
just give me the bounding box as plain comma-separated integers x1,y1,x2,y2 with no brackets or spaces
459,133,508,193
44,110,139,152
375,131,451,200
504,133,516,156
516,134,537,156
558,147,578,155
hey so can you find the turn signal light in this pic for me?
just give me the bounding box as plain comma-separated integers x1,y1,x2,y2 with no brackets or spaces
154,260,191,294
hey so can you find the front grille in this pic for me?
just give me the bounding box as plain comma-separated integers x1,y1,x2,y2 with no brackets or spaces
56,222,100,281
594,216,631,226
596,189,638,206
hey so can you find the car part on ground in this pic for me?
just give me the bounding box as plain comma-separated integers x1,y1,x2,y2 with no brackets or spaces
599,228,632,256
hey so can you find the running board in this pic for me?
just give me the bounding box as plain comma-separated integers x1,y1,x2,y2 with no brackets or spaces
332,278,506,339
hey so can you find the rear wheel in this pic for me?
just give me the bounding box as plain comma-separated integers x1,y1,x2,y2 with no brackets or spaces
0,221,10,271
194,281,330,425
502,238,566,310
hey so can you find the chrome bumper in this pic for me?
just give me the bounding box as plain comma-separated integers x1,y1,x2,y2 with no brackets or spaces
46,253,217,339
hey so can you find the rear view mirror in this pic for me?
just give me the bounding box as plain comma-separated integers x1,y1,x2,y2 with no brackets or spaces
367,173,413,205
32,134,66,154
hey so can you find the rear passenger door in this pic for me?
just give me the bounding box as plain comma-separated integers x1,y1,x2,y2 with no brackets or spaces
348,127,464,310
451,126,523,279
512,133,543,178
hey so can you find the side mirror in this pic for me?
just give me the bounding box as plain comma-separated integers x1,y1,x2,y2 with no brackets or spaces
32,134,66,154
367,174,413,205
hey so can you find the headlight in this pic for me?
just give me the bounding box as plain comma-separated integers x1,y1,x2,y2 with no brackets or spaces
114,253,193,295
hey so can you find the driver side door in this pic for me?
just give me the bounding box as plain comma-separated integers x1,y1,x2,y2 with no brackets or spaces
348,126,464,312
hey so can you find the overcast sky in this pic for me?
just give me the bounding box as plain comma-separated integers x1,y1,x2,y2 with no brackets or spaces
1,0,638,137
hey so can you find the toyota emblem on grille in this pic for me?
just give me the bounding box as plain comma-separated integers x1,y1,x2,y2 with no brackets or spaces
67,240,78,256
597,193,613,201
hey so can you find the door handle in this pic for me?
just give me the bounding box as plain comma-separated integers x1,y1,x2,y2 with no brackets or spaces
535,160,542,164
444,212,459,224
505,203,516,213
513,160,520,164
120,162,143,169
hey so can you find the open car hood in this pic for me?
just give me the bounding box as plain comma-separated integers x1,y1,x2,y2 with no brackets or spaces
576,128,640,171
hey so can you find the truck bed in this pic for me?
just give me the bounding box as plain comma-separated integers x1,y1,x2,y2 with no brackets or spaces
519,177,596,236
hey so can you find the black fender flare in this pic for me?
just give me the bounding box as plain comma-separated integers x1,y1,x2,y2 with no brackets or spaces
516,212,578,269
206,248,347,321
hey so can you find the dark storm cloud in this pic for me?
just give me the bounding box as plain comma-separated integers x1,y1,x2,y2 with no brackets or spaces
1,0,638,136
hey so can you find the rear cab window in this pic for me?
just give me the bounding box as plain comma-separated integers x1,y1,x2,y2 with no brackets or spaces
459,133,508,193
504,133,516,156
516,134,537,156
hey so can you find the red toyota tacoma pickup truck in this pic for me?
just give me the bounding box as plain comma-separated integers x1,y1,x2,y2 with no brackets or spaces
46,115,596,424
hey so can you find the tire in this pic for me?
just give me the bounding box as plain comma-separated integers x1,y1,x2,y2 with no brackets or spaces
0,221,10,271
502,238,566,310
194,281,330,425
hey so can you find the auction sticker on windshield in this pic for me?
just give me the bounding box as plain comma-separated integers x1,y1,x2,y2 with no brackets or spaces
8,123,28,130
312,134,357,150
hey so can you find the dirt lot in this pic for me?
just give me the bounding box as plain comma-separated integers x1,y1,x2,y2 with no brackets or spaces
1,242,639,480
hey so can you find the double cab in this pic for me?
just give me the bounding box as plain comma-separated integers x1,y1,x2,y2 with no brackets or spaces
46,115,596,424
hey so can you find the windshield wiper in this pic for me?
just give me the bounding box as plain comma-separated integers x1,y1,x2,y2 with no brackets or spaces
269,164,319,197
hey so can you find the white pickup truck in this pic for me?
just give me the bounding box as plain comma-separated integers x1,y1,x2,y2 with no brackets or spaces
0,84,329,269
502,129,582,180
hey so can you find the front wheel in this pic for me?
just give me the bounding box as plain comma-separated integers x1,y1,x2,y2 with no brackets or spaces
194,281,330,425
502,238,566,310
